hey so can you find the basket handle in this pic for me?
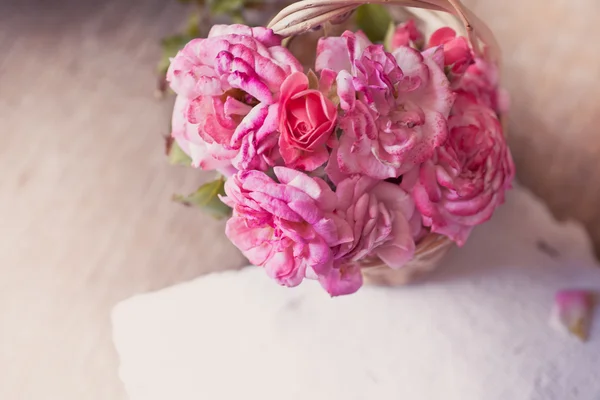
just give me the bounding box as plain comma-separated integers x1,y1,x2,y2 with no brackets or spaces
268,0,500,64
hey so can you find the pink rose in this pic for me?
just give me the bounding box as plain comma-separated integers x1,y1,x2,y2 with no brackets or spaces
221,167,353,288
458,58,509,113
167,24,302,171
387,20,423,50
316,31,455,180
405,93,515,245
171,95,237,172
319,176,420,296
428,27,474,77
278,72,338,171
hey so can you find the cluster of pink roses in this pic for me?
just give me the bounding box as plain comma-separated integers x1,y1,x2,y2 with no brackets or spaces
168,22,515,296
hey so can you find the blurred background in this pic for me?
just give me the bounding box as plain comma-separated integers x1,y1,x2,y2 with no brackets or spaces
0,0,599,399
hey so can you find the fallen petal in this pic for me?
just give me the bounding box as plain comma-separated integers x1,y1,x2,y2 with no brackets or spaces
550,289,596,341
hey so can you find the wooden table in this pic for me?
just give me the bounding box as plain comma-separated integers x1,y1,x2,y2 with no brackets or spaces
0,0,598,399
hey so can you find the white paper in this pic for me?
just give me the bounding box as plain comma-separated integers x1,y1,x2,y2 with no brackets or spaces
112,187,600,400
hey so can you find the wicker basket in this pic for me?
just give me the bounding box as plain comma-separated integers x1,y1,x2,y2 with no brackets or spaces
268,0,502,285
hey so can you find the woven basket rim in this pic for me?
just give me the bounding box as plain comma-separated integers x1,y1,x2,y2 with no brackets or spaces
268,0,501,65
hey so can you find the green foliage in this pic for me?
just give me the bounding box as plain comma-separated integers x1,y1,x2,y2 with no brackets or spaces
165,137,193,166
158,34,191,75
159,0,275,78
173,177,232,219
177,0,205,4
355,4,392,43
158,11,202,72
210,0,268,24
209,0,245,15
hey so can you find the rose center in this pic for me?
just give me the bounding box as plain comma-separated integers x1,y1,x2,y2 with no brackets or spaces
296,121,309,134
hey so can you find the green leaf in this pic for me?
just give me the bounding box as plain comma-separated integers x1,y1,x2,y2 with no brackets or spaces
209,0,244,15
157,34,190,74
166,138,193,166
230,10,246,24
355,4,392,43
173,177,232,220
184,11,201,38
157,12,202,74
161,34,191,55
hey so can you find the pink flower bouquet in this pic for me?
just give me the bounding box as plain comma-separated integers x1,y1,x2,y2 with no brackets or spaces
166,1,515,296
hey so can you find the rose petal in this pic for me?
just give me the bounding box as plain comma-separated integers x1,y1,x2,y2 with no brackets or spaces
551,290,596,341
318,263,363,297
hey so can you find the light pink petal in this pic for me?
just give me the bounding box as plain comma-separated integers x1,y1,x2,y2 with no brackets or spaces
311,218,340,246
231,131,262,171
267,44,302,70
208,24,282,47
421,57,456,117
251,53,293,92
347,30,373,60
551,289,596,341
318,214,354,247
263,250,305,287
249,192,303,222
388,20,423,51
293,146,330,172
231,103,269,145
371,182,415,219
316,36,353,73
256,103,281,142
408,208,424,239
318,263,363,297
313,178,337,212
224,97,253,116
444,192,498,227
335,175,358,211
325,148,351,185
355,151,399,179
306,241,333,273
225,217,273,265
374,213,416,269
392,46,427,84
421,45,445,71
335,134,361,173
172,95,236,171
287,199,323,224
445,191,493,216
336,70,356,111
274,167,335,209
228,70,273,104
